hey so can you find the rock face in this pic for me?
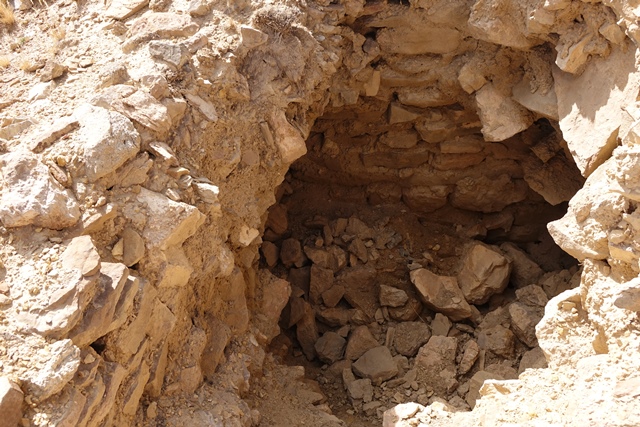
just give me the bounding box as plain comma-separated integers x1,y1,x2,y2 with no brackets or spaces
457,243,511,304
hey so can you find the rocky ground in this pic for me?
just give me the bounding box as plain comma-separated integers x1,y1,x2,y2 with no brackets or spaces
0,0,640,426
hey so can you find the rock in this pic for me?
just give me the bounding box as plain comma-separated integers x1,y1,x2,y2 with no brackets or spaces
379,285,409,307
475,83,534,142
466,371,504,408
554,46,640,177
410,268,472,321
515,285,549,307
40,60,67,82
379,129,419,149
340,265,379,320
105,0,149,19
402,186,451,213
459,340,480,374
260,241,279,267
268,110,307,164
149,41,189,68
522,153,584,206
240,25,269,49
377,24,461,55
280,238,305,268
383,402,425,427
61,235,101,276
29,116,79,152
345,325,379,361
352,346,398,384
457,243,511,304
499,243,543,288
468,0,539,49
315,332,346,364
296,302,319,361
317,308,354,327
0,376,23,427
266,204,288,235
22,339,81,401
256,270,291,343
137,188,205,250
185,93,218,122
388,298,422,322
477,325,515,358
518,347,548,374
508,302,542,347
432,313,453,336
414,336,458,395
387,102,420,124
123,13,199,52
348,238,368,263
347,378,373,402
122,228,145,267
511,75,558,120
394,322,431,357
75,104,140,182
69,263,130,347
450,174,529,213
288,267,311,296
0,150,80,229
309,265,334,304
322,285,345,308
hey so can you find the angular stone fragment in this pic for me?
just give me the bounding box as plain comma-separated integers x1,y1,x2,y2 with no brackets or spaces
347,378,373,402
431,313,452,336
316,307,354,327
518,347,547,374
23,339,81,401
512,76,558,120
414,336,458,395
266,204,288,235
280,238,305,268
105,0,149,20
61,235,101,276
268,110,307,164
340,265,379,320
352,346,398,384
123,13,199,52
379,285,409,308
297,302,319,361
475,83,534,142
137,188,205,250
260,241,279,267
315,332,346,364
0,376,23,427
394,322,431,357
450,174,528,213
0,150,80,229
410,268,472,321
345,325,379,361
466,371,504,408
458,339,480,374
310,265,334,304
515,285,549,307
256,270,291,343
477,325,515,358
402,186,451,213
457,243,511,305
388,297,422,322
29,116,79,152
377,26,461,55
75,104,140,182
122,228,145,267
322,285,345,308
240,25,268,48
508,302,542,347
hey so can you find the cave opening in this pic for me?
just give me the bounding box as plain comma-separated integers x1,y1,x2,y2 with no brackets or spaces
255,85,584,423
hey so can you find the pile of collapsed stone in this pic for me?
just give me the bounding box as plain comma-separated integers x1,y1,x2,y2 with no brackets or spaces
260,208,580,419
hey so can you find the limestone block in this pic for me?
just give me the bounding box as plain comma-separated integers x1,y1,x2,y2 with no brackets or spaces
402,186,451,213
340,265,379,320
394,322,431,357
296,301,319,361
266,203,288,235
185,93,218,122
499,242,543,288
136,188,205,250
0,376,23,427
554,46,640,177
414,336,458,395
352,346,398,384
22,339,81,401
396,87,457,108
511,76,558,120
345,325,379,361
509,302,542,347
468,0,539,49
123,13,199,52
105,0,148,20
457,243,511,305
240,25,268,48
477,325,515,358
322,285,344,308
378,129,419,149
377,26,461,55
555,36,591,74
0,150,80,229
450,174,528,213
260,241,279,267
201,318,231,381
61,236,101,277
379,285,409,308
347,378,373,401
410,268,472,321
29,115,79,153
256,269,291,342
281,238,305,268
458,340,480,374
515,285,549,307
431,312,452,336
475,83,534,142
387,102,420,124
317,307,355,327
521,154,584,205
315,332,346,364
149,41,189,68
518,347,548,374
122,228,145,267
268,110,307,164
75,104,140,182
466,371,504,408
69,263,130,348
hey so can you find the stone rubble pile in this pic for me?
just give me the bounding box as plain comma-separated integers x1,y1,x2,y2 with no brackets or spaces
261,209,579,421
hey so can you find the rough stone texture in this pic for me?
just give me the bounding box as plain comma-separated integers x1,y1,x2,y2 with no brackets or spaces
500,242,543,288
314,332,346,365
0,376,24,427
414,336,458,395
457,243,511,304
393,322,431,357
410,268,472,321
352,346,398,384
344,325,379,361
379,285,409,308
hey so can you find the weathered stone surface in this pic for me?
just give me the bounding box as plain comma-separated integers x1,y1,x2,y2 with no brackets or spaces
521,154,584,205
459,339,480,374
500,242,543,288
137,188,205,250
511,76,558,120
314,332,346,364
0,376,23,427
518,347,548,374
317,307,355,327
477,325,515,358
297,302,319,361
431,313,452,336
75,104,140,182
466,370,504,408
256,269,291,342
379,285,409,308
475,83,534,142
414,336,458,395
410,268,472,321
379,129,419,149
0,150,80,229
29,116,79,153
377,26,461,55
468,0,539,49
123,13,199,52
450,174,528,213
457,243,511,304
347,378,373,402
402,186,451,213
352,346,398,384
105,0,148,20
509,302,542,347
554,47,640,177
261,241,279,267
309,265,334,304
61,236,101,277
515,285,549,307
340,266,379,320
268,110,307,164
266,203,288,235
388,297,422,322
345,325,379,361
394,322,431,357
122,228,145,267
322,284,345,308
22,339,81,401
280,238,305,268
